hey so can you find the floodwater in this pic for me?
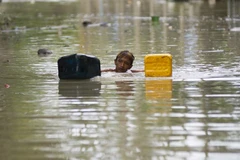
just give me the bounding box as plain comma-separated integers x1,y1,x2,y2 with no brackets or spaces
0,0,240,160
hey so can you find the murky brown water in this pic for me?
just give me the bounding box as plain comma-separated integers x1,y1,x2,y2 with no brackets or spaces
0,0,240,160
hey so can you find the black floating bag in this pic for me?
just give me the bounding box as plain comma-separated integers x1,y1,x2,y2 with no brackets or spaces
58,54,101,79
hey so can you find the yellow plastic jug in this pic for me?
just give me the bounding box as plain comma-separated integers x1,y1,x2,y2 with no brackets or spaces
144,54,172,77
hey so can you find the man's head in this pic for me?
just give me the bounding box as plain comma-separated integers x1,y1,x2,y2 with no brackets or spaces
114,50,135,72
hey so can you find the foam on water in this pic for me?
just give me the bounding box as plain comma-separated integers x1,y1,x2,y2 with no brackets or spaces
96,67,240,82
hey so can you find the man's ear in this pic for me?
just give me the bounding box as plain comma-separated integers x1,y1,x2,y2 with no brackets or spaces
128,64,133,69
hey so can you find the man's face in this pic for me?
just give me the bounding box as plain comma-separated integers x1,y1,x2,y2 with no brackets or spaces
114,56,132,72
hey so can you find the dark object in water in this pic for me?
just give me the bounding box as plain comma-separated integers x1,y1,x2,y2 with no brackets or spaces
37,49,52,55
151,16,159,22
82,21,92,27
82,21,110,27
58,54,101,79
100,22,108,27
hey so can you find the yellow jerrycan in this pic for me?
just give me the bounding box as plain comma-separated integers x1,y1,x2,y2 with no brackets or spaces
144,54,172,77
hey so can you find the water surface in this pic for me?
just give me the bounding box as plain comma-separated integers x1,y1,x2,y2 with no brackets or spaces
0,0,240,160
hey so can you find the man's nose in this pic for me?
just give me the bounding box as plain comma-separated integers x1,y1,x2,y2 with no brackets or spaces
120,62,124,67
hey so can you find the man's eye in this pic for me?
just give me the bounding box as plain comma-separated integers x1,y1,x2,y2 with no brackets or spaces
118,59,130,66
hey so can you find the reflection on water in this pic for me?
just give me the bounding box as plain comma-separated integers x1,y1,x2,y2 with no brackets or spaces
145,79,172,99
0,0,240,160
115,81,134,97
145,79,172,113
58,80,101,97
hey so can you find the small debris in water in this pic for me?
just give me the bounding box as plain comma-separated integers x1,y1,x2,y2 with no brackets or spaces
37,49,53,56
82,21,111,27
99,22,109,27
198,50,224,53
4,84,10,88
230,27,240,32
3,59,10,63
82,21,92,27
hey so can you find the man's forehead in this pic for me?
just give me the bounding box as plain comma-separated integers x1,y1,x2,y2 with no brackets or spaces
118,56,131,61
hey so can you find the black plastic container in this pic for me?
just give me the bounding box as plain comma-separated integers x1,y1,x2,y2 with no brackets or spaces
58,54,101,79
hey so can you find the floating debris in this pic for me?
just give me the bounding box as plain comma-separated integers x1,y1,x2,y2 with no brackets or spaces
37,48,53,56
3,59,10,63
82,21,92,27
230,27,240,32
1,26,28,33
4,84,10,88
82,21,110,27
198,50,224,53
151,16,159,22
